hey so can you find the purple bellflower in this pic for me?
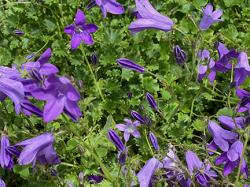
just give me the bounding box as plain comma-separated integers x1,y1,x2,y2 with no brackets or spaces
199,3,223,31
174,45,187,65
0,134,16,170
107,129,125,152
31,75,82,122
185,151,217,187
0,66,25,114
207,121,238,153
16,132,60,166
234,52,250,87
218,116,246,130
129,0,174,34
215,140,248,177
137,157,162,187
116,118,141,142
88,0,125,18
149,132,159,151
236,89,250,113
116,58,145,73
130,110,145,124
64,9,98,49
146,92,158,111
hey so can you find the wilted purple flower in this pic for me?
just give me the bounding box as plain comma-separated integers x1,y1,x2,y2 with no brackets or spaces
116,119,140,142
0,66,25,114
174,45,187,65
90,0,125,18
129,0,174,34
199,3,223,30
64,9,98,49
31,75,82,122
91,52,99,66
207,121,238,152
137,157,162,187
78,171,84,184
88,175,103,184
215,140,248,177
22,48,58,79
116,58,145,73
145,92,158,111
218,116,246,130
149,132,159,151
13,29,24,36
16,132,60,166
234,52,250,87
107,129,125,152
236,89,250,113
0,179,5,187
130,110,145,124
0,135,16,169
185,151,217,186
118,150,127,165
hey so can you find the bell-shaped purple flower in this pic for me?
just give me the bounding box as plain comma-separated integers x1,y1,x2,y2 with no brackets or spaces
129,0,174,34
174,45,187,65
16,132,60,166
185,151,217,187
234,52,250,87
199,3,223,30
215,140,248,177
149,132,159,151
107,129,125,152
0,135,17,170
207,121,238,152
236,89,250,113
31,75,82,122
116,119,141,142
130,110,145,124
218,116,246,130
137,157,162,187
116,58,145,73
145,92,158,111
93,0,125,18
64,9,98,49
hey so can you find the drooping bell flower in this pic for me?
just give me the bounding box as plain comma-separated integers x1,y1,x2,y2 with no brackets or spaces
199,3,223,31
16,132,60,166
107,129,125,152
218,116,246,130
0,134,17,170
174,45,187,65
149,132,159,151
130,110,145,124
137,157,162,187
145,92,158,111
116,58,145,73
31,75,82,122
215,140,248,177
64,9,98,49
116,119,141,142
236,89,250,113
129,0,174,34
207,121,238,152
87,0,124,18
185,151,217,186
234,52,250,87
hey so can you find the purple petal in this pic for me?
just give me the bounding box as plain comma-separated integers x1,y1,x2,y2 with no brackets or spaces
39,63,59,76
37,48,52,64
75,9,86,25
64,24,75,35
185,151,204,174
71,34,82,50
116,124,126,131
226,140,243,162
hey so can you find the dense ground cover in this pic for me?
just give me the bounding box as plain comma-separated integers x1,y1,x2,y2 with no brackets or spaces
0,0,250,186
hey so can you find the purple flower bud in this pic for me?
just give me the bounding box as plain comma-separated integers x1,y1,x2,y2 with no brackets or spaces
174,45,187,65
26,53,35,60
127,92,132,99
88,175,103,184
78,171,84,184
86,0,97,10
149,132,159,151
131,110,145,124
91,52,98,66
118,151,126,165
145,92,158,111
116,58,145,73
108,130,125,152
13,29,24,36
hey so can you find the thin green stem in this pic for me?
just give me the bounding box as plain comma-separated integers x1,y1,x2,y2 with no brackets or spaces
144,129,154,156
80,46,105,101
